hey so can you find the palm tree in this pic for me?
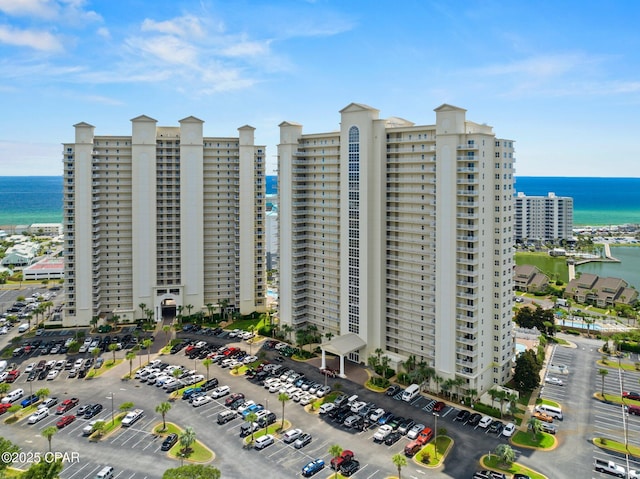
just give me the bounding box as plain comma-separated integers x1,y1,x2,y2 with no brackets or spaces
35,388,50,402
142,338,153,365
434,375,444,396
506,393,519,417
126,351,136,379
163,325,172,346
441,379,454,399
467,388,478,405
0,383,10,400
392,453,407,479
185,304,194,321
119,402,134,414
179,427,196,465
403,354,417,374
155,402,172,432
206,303,215,321
495,389,508,417
488,389,500,409
278,392,290,430
527,417,542,440
245,411,258,444
139,303,147,321
42,426,57,453
599,368,608,397
328,444,343,479
494,443,516,466
202,358,213,382
108,343,119,364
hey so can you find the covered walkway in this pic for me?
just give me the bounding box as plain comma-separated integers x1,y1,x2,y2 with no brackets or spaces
320,333,366,378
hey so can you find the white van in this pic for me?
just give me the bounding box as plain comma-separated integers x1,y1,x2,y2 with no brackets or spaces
18,324,29,333
402,383,420,402
95,466,114,479
535,404,563,420
2,388,25,404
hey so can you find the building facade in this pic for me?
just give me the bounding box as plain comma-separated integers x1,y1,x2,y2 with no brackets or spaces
62,116,266,326
514,192,573,243
278,103,515,394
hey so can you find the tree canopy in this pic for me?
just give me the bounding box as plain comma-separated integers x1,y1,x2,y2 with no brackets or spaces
513,349,542,392
514,305,556,335
21,459,63,479
0,437,19,474
162,465,221,479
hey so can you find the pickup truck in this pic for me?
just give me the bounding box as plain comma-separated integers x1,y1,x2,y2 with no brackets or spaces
594,459,626,477
121,409,144,427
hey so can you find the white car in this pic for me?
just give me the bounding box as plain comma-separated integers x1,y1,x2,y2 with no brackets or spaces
46,370,59,380
282,428,303,443
243,355,258,364
237,400,256,414
478,416,492,428
318,402,336,414
83,420,99,436
254,434,274,450
545,377,564,386
316,385,331,398
28,408,49,424
300,394,316,406
502,422,516,437
407,423,426,439
211,385,230,398
191,395,212,407
369,408,386,422
269,382,283,393
24,362,36,373
373,424,393,442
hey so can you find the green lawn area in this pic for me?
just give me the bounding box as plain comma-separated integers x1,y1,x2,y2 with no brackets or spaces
535,398,561,408
481,455,546,479
311,391,339,410
227,317,265,331
168,437,213,463
89,413,125,440
87,359,123,378
515,252,569,283
154,422,180,435
4,402,42,424
594,437,640,457
415,436,452,465
599,359,640,372
599,392,640,407
512,430,555,449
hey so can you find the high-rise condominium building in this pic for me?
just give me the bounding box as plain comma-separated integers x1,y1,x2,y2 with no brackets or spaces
514,192,573,243
62,116,266,327
278,103,515,393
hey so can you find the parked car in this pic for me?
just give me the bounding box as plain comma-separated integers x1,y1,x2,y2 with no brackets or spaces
56,415,76,428
545,377,563,386
56,398,79,414
294,433,312,449
454,410,470,422
330,450,354,470
282,428,303,444
161,433,179,451
407,423,425,439
340,459,360,477
502,422,516,437
386,385,401,396
192,395,212,407
20,395,39,408
432,401,446,412
85,403,103,419
385,431,403,445
39,397,58,409
211,386,231,399
532,411,554,423
319,403,336,415
302,459,325,477
467,413,482,426
28,408,49,424
254,434,275,450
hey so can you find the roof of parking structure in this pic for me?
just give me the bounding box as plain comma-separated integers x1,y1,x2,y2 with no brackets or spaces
321,333,367,357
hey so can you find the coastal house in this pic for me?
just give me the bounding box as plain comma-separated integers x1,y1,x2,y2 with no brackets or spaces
514,265,549,293
0,242,39,268
565,273,638,307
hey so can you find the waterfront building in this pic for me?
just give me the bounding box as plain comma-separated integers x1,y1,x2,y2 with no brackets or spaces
29,223,63,236
565,273,638,307
513,265,549,293
1,241,39,267
514,192,573,243
278,103,515,394
62,116,266,327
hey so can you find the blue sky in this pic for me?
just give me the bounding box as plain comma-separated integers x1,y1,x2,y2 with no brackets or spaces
1,0,639,177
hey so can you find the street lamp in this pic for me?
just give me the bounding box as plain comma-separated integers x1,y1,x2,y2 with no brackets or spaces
433,412,440,460
107,393,114,425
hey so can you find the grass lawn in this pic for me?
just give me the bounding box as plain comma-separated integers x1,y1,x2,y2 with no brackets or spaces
311,391,338,410
598,392,640,407
415,436,452,466
594,437,640,457
481,455,546,479
227,317,264,331
512,431,555,449
535,398,561,408
89,413,125,440
154,422,180,435
515,252,569,283
4,402,42,423
599,360,640,372
168,439,213,463
243,420,292,444
87,359,124,378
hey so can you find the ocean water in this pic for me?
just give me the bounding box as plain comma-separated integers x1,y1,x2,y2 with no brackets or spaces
515,177,640,226
1,176,638,227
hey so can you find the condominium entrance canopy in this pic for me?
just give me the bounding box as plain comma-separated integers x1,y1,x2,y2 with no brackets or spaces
320,333,367,378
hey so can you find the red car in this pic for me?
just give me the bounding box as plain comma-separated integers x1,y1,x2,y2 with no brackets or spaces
432,401,446,412
5,370,20,383
56,398,79,414
0,403,12,415
330,450,354,470
623,391,640,401
56,415,75,428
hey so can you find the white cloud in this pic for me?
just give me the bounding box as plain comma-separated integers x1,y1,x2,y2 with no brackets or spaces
141,15,206,39
221,39,271,58
0,25,64,52
96,27,110,39
0,0,59,19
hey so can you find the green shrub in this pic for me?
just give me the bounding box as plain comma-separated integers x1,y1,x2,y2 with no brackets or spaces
472,402,501,418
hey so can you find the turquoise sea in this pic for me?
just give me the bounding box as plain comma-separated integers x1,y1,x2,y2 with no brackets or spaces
1,175,638,226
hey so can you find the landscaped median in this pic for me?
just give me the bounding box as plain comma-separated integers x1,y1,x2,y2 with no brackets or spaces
86,359,123,379
413,436,453,468
88,412,126,441
154,422,214,463
480,454,547,479
510,430,556,450
241,420,292,448
593,437,640,458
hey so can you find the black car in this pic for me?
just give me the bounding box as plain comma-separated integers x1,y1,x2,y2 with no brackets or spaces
467,413,482,426
455,410,470,422
85,404,103,419
488,420,504,435
340,459,360,477
37,369,48,380
257,412,276,428
200,378,219,391
384,431,402,445
170,343,185,354
161,433,179,451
